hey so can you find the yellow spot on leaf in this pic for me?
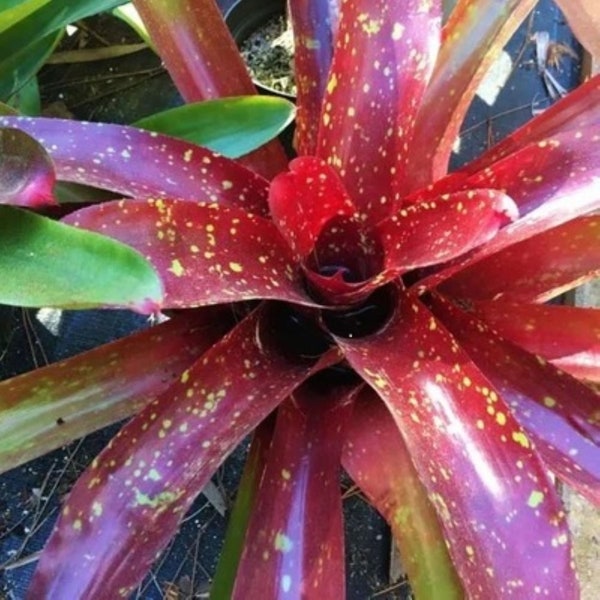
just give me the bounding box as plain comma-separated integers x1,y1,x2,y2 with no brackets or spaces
169,259,185,277
527,490,545,508
512,431,530,448
275,531,293,553
229,262,243,273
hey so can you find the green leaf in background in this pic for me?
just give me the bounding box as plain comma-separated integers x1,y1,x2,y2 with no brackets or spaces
113,2,155,51
7,76,41,116
0,206,163,313
134,96,296,158
0,0,127,101
0,0,50,34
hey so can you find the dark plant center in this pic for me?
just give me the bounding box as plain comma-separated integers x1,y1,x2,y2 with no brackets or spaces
323,283,397,339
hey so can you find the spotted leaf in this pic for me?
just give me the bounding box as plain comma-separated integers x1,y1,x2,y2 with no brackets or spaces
317,0,441,223
63,199,311,309
268,156,356,260
0,308,231,473
28,306,341,598
337,298,578,599
378,189,517,272
440,215,600,302
471,300,600,383
132,0,287,179
232,380,357,599
432,294,600,505
0,127,55,206
0,116,270,215
288,0,338,155
342,388,464,599
406,0,537,190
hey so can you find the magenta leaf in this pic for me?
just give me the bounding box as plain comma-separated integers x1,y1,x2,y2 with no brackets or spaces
64,199,312,309
335,298,578,598
288,0,338,155
0,127,55,206
28,306,342,598
0,308,232,473
232,379,358,598
0,116,270,215
378,189,517,272
440,215,600,303
268,156,356,259
471,300,600,383
317,0,441,223
343,388,464,599
132,0,287,179
406,0,537,190
431,294,600,505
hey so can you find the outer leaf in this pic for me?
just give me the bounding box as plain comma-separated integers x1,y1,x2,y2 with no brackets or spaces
336,298,577,599
0,0,50,35
134,96,295,158
416,128,600,292
406,0,537,190
342,388,464,600
0,206,162,312
317,0,441,223
232,381,356,599
28,306,341,598
64,199,311,308
0,0,125,100
113,2,154,50
0,116,270,215
132,0,287,179
471,300,600,383
378,189,517,272
210,419,275,600
288,0,337,155
268,157,356,260
0,127,55,206
431,294,600,505
441,215,600,302
555,0,600,57
0,308,231,473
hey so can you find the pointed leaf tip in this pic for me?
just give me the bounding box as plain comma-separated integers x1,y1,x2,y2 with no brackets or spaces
0,127,56,207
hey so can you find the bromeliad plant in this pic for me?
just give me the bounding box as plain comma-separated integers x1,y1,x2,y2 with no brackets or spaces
1,0,599,597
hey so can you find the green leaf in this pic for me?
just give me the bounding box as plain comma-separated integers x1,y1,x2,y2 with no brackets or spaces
112,2,155,51
0,0,50,34
0,206,162,313
134,96,296,158
7,76,41,115
0,0,126,100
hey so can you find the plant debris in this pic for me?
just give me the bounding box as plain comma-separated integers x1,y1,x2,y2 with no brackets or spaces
240,15,296,96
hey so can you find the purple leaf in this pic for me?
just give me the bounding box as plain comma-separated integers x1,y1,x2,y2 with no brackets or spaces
317,0,441,223
28,305,342,598
232,380,357,598
0,116,270,215
335,297,578,598
0,127,55,206
63,199,312,308
431,294,600,505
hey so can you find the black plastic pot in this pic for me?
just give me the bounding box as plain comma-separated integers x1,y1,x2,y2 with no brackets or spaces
224,0,295,100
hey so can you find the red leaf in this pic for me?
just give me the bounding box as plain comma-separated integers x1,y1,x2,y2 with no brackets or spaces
0,116,270,215
288,0,338,155
268,156,356,259
471,300,600,383
430,294,600,505
440,215,600,302
63,199,312,309
342,388,464,599
378,189,517,272
0,128,55,207
132,0,287,179
0,308,232,473
317,0,441,223
28,306,341,598
232,379,357,599
406,0,537,190
335,298,578,598
462,73,600,175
